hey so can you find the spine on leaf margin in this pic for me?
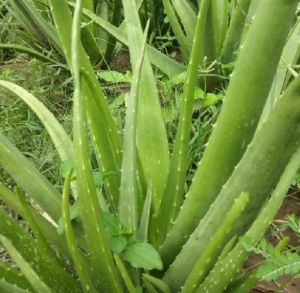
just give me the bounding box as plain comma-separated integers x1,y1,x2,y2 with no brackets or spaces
160,0,298,267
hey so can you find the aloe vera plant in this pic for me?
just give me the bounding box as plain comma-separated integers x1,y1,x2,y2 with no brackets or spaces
1,0,300,292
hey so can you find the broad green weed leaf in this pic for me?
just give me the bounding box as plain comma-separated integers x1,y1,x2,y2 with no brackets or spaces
122,241,163,270
110,236,128,254
59,159,75,178
97,71,131,83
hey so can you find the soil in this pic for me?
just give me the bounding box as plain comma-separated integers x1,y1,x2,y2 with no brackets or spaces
110,50,131,73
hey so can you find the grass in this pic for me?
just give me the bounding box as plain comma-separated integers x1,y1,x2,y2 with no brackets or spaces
0,56,72,188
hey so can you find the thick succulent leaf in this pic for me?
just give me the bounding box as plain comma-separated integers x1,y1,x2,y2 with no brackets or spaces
0,183,72,259
157,0,210,241
7,0,62,53
142,274,171,293
160,0,298,267
0,236,52,293
182,192,249,292
137,185,152,242
197,109,300,292
171,0,196,42
164,72,300,290
211,0,229,56
114,255,136,293
220,0,252,64
0,207,80,292
62,170,96,292
261,19,300,122
121,0,170,213
118,21,149,232
0,262,31,291
162,0,190,59
70,1,122,291
49,0,122,207
0,133,61,222
0,280,31,293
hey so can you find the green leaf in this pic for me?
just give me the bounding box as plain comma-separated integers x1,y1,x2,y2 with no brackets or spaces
61,169,96,292
103,212,124,236
60,159,75,178
168,71,187,86
0,280,31,293
0,235,52,293
204,93,223,105
57,200,81,235
122,241,163,270
92,171,104,187
110,236,128,254
121,0,170,215
102,212,133,237
97,71,131,83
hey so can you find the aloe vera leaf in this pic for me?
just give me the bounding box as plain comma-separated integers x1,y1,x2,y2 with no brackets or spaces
211,0,228,56
71,1,121,291
0,280,32,293
182,192,249,292
0,207,81,292
121,0,170,213
49,0,122,206
0,183,72,259
0,44,65,67
103,0,122,63
80,0,101,63
162,0,190,59
15,188,66,268
0,81,73,162
94,0,109,53
261,19,300,122
137,185,152,241
0,133,61,221
220,0,252,64
72,4,185,78
197,123,300,293
79,71,122,209
62,170,96,293
160,0,298,266
0,236,52,293
164,73,300,290
114,255,136,293
142,274,171,293
0,262,31,291
157,0,210,241
81,27,101,64
7,0,62,53
171,0,197,42
118,21,149,232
